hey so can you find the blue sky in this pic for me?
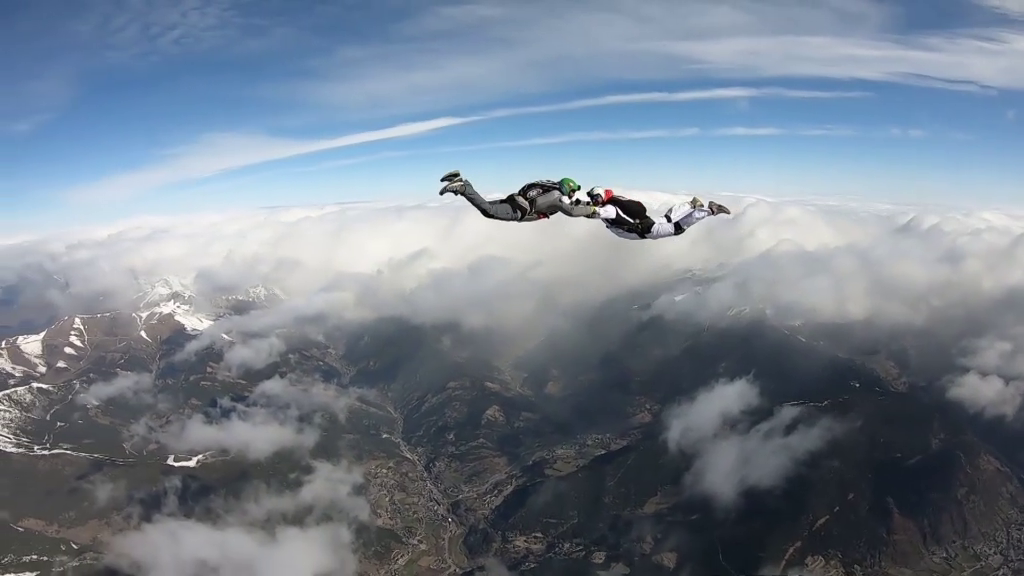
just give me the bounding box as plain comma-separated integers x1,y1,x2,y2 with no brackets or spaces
3,0,1024,236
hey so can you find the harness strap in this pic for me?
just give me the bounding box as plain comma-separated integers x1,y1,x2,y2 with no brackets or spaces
504,193,533,221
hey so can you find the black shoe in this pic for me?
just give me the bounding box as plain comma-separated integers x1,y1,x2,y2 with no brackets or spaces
439,181,466,196
439,170,466,196
708,201,731,216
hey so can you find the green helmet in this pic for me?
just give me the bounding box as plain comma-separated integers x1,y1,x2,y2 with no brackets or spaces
558,177,581,197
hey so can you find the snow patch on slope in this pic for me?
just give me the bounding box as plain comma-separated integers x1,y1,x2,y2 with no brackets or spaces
11,334,45,374
165,452,212,467
0,331,48,377
0,348,32,377
0,383,55,453
0,381,129,460
69,317,87,349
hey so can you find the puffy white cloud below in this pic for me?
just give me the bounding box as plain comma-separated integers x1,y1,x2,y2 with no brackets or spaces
663,377,849,508
946,328,1024,420
103,459,369,576
82,371,369,575
75,372,156,405
232,460,371,525
222,334,287,374
131,376,355,460
158,409,318,459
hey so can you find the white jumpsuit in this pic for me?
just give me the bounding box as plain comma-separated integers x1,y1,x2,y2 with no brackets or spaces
594,203,712,240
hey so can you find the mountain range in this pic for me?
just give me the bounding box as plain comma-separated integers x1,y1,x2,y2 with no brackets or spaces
1,275,1022,576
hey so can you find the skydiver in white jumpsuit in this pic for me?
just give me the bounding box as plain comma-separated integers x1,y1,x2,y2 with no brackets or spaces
580,187,731,240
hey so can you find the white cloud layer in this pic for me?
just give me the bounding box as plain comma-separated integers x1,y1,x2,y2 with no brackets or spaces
663,377,849,508
8,190,1024,417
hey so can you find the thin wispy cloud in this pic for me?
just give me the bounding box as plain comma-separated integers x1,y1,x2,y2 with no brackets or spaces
60,87,866,202
477,87,870,119
297,125,878,174
90,0,248,60
1,0,260,125
975,0,1024,19
5,0,1023,139
888,128,928,138
61,117,470,202
299,0,1024,114
3,113,55,135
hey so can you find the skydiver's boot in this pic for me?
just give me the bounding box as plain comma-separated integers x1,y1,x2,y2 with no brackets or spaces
708,201,731,216
689,196,704,209
438,170,466,196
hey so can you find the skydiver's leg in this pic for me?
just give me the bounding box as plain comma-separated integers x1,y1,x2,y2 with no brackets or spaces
644,207,714,239
645,221,682,239
673,207,712,229
457,180,523,221
662,203,695,223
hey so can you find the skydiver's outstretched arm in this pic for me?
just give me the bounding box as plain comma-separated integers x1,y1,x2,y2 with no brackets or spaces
556,196,600,218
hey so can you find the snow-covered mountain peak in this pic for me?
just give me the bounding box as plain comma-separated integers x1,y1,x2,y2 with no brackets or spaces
240,284,286,303
132,276,211,336
134,276,196,310
210,283,287,315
